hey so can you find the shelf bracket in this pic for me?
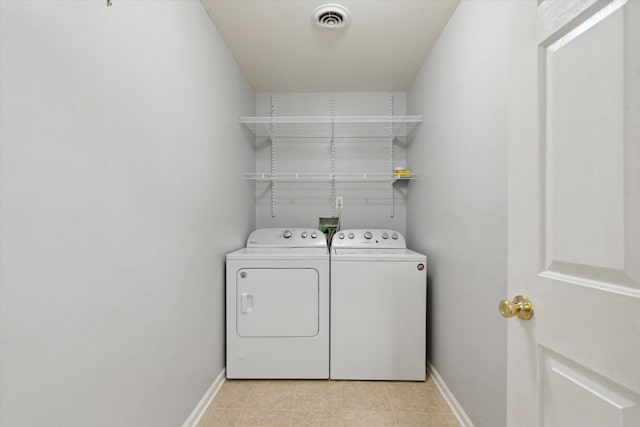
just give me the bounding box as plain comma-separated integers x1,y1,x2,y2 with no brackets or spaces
389,95,395,218
330,95,336,217
270,96,276,217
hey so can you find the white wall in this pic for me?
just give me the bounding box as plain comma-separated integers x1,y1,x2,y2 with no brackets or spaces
407,1,508,426
255,92,408,234
0,2,255,426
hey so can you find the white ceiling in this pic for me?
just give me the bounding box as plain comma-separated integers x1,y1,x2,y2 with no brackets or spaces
200,0,459,92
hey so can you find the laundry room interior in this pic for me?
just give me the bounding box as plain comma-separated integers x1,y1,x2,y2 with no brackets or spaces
0,1,530,426
4,0,638,427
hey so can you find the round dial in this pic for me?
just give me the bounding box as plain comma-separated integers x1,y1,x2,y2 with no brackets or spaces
391,233,398,240
283,230,292,238
348,233,355,239
364,231,372,240
382,233,389,239
311,232,317,238
301,232,308,238
338,233,345,239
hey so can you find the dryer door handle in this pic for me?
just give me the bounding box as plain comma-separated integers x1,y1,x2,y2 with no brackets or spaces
240,293,254,314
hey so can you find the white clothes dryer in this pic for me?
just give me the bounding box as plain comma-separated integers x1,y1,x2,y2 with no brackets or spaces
330,229,427,381
226,228,329,379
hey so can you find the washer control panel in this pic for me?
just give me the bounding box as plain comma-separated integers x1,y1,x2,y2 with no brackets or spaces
247,228,327,248
332,229,406,248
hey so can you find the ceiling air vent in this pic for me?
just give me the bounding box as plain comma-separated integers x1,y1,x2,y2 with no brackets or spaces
312,4,351,30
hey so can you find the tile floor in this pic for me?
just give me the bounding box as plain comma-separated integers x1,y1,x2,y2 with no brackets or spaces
197,373,461,426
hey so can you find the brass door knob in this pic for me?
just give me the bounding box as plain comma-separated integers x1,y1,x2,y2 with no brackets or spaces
499,295,533,320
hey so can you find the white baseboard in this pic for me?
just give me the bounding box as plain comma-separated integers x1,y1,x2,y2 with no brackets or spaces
427,362,475,427
182,368,226,427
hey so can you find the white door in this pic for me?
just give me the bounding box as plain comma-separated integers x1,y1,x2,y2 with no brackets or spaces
506,0,640,426
236,268,319,337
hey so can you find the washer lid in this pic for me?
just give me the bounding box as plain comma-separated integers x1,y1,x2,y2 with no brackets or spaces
331,248,426,262
227,247,329,260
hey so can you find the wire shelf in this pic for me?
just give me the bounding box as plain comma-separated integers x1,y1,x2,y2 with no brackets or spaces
239,115,423,140
245,172,416,183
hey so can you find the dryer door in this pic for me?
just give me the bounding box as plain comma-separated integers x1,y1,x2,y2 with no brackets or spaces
236,268,319,337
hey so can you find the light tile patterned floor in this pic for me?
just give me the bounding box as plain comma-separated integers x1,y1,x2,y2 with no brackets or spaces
198,373,461,426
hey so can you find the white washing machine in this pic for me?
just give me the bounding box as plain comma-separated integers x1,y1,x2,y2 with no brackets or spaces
330,229,427,381
226,228,329,379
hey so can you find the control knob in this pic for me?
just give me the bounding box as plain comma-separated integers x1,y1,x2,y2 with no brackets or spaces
338,233,345,239
311,232,317,239
301,232,308,238
382,233,389,239
391,233,398,240
364,231,372,240
283,230,292,239
348,233,355,239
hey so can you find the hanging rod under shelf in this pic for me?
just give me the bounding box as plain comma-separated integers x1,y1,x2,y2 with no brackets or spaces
245,172,416,183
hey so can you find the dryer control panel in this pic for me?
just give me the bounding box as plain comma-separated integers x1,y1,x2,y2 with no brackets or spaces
247,228,327,248
331,229,407,249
